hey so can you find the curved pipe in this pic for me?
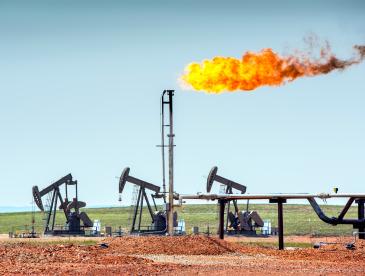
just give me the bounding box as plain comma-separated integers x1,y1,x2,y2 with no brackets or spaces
307,197,338,225
307,197,365,226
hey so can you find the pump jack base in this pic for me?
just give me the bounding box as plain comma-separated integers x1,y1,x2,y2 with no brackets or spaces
44,230,86,236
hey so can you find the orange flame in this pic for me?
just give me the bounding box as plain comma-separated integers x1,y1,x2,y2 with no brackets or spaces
181,45,365,93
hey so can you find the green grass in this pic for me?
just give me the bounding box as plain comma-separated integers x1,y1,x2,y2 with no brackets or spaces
0,203,360,236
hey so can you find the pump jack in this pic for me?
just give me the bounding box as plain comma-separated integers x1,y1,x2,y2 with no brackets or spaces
207,166,264,235
119,167,177,234
32,174,93,235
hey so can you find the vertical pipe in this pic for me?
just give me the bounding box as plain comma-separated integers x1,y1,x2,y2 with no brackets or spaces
358,199,365,239
168,90,175,236
219,200,225,239
161,93,166,203
278,200,284,250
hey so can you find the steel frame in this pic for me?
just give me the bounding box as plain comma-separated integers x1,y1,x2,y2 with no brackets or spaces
181,193,365,249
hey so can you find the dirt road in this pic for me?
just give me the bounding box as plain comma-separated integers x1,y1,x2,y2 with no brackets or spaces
1,235,364,275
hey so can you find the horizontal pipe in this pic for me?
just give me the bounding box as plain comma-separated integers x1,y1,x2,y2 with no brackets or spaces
179,193,365,201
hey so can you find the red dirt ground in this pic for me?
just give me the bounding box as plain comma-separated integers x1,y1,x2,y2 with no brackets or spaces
1,235,365,275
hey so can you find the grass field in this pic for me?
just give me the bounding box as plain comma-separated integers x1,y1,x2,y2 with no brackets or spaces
0,203,360,236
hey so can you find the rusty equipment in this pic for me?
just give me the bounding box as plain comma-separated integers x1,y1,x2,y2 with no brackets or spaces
32,174,93,235
207,166,264,235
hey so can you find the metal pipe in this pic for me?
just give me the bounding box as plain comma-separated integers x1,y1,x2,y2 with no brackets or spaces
167,90,174,236
161,92,166,203
269,198,286,250
278,199,284,250
218,200,225,239
338,197,355,220
308,197,365,225
179,192,365,249
307,197,338,224
358,199,365,239
179,193,365,200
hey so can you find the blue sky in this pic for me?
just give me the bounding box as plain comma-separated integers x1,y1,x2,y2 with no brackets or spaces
0,0,365,208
